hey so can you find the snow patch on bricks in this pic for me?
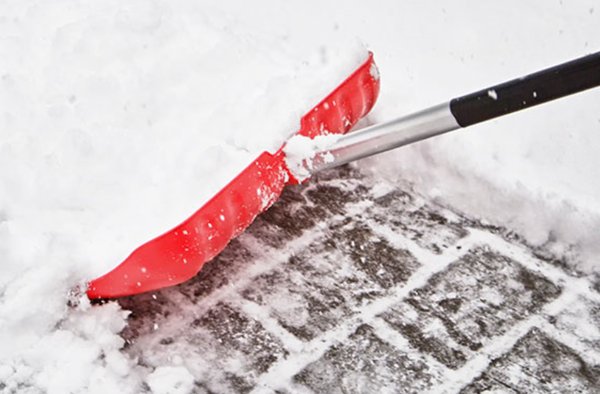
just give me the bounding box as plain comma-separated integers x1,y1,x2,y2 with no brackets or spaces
294,324,442,393
463,328,600,393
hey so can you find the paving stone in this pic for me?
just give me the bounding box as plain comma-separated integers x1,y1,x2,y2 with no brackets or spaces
294,324,441,393
381,247,562,369
467,218,583,276
327,220,419,289
248,166,369,247
242,263,350,341
187,302,289,393
175,238,255,300
248,185,324,247
370,189,469,254
461,327,600,393
119,290,182,345
242,218,419,341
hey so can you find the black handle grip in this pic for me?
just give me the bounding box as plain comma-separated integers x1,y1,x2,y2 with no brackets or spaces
450,52,600,127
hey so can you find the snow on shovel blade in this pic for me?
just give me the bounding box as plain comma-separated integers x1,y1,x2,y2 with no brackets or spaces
87,53,380,299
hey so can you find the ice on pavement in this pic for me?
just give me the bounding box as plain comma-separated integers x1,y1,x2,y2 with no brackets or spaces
1,0,600,392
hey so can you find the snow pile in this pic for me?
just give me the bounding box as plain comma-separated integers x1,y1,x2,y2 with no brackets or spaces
0,298,138,393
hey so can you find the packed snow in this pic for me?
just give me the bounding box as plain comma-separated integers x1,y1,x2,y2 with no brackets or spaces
1,0,599,392
284,134,341,181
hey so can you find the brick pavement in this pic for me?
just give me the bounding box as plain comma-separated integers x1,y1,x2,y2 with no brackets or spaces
118,166,600,393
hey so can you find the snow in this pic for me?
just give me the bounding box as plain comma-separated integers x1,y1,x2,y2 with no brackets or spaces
284,133,341,181
146,366,195,394
0,298,139,393
1,0,600,392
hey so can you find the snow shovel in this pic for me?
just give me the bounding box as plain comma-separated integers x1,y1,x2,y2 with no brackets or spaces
88,51,600,299
87,53,381,299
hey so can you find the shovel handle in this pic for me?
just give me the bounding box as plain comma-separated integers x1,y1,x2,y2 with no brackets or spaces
301,51,600,175
450,51,600,127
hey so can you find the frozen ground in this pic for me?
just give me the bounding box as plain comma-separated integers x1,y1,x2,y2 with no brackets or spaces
1,0,600,393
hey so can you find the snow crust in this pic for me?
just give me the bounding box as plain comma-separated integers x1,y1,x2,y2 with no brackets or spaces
1,0,599,392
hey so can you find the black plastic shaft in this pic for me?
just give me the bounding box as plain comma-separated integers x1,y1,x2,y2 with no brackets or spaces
450,51,600,127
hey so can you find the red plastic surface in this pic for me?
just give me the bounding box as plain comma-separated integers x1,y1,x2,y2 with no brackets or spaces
87,53,380,299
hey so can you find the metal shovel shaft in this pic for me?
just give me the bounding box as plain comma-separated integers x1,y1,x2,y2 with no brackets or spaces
307,102,459,173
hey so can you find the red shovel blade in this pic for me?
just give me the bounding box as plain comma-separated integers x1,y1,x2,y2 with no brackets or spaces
87,53,380,299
